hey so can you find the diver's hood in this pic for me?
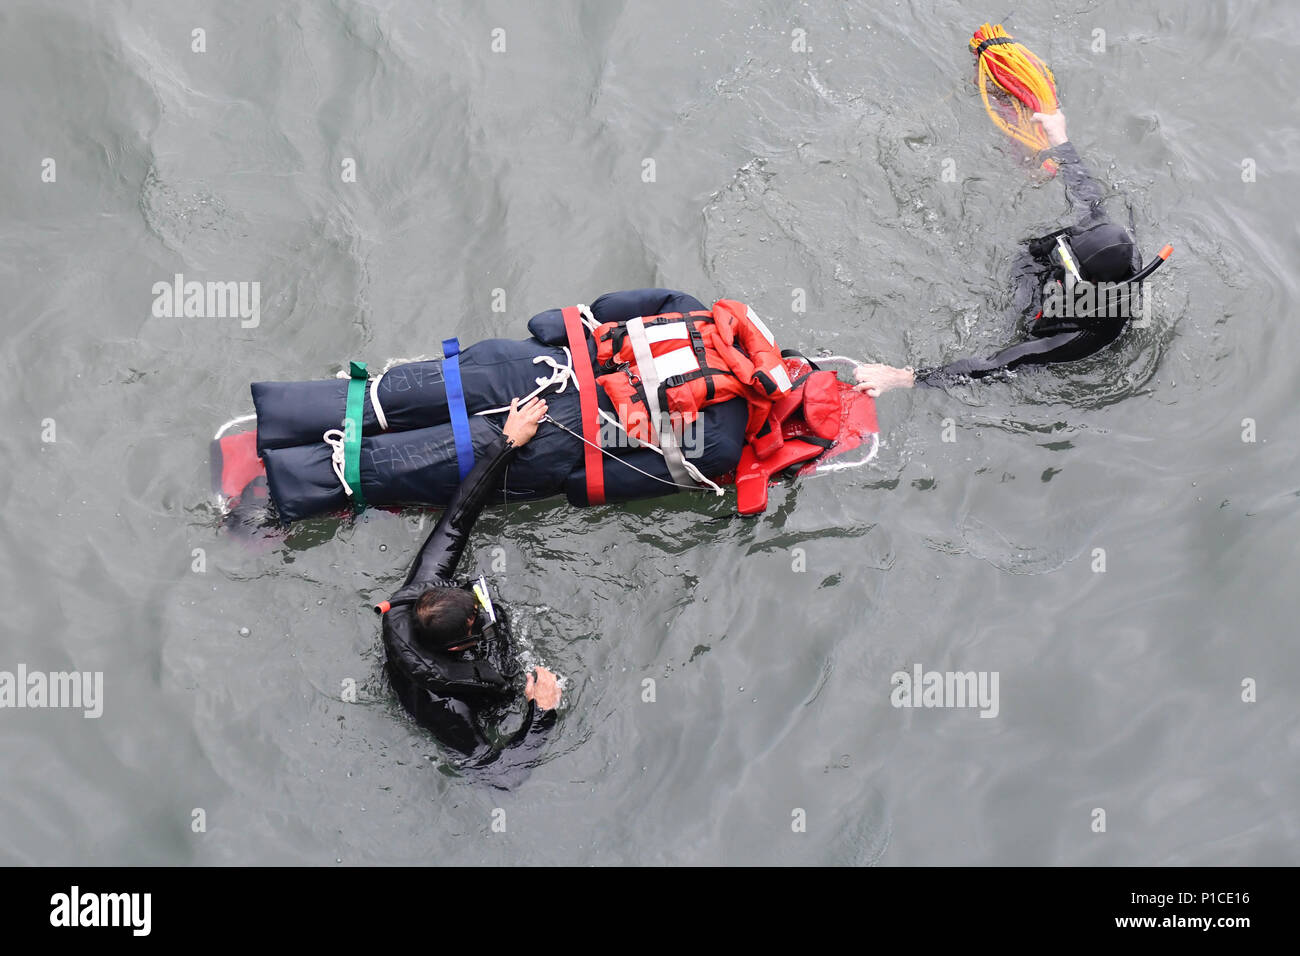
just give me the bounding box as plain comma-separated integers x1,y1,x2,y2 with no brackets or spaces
384,579,490,654
381,580,510,696
1067,221,1138,283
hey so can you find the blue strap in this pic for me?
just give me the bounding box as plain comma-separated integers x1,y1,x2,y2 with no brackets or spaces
442,338,475,480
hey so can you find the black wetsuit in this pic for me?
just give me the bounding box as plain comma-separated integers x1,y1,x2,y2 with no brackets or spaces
916,141,1138,385
382,432,554,789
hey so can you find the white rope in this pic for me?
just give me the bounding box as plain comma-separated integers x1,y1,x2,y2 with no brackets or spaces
335,354,439,432
469,339,723,496
213,413,257,440
473,349,579,417
315,329,730,499
369,354,440,430
817,355,867,369
370,375,388,431
593,408,724,495
379,354,437,373
807,432,879,474
372,346,586,427
323,428,353,497
540,414,723,496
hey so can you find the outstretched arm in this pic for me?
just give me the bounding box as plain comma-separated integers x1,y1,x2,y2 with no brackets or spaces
404,397,548,586
853,331,1085,393
1033,110,1108,227
911,332,1084,386
851,114,1114,396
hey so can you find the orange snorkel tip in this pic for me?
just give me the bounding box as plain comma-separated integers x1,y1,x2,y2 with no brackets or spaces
1125,243,1174,285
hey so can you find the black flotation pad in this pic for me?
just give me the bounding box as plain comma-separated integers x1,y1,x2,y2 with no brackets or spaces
254,338,578,453
252,289,749,523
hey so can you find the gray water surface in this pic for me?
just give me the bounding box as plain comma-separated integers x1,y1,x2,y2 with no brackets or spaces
2,0,1297,865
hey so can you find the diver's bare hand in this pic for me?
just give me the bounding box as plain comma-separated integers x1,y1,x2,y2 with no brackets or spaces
525,666,561,711
1032,110,1068,147
502,396,548,446
853,363,915,397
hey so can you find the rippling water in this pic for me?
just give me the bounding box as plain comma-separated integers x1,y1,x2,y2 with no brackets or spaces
2,0,1297,864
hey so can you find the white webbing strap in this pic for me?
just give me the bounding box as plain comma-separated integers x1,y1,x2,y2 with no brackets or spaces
625,316,695,489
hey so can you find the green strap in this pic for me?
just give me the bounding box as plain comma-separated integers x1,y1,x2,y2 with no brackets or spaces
344,360,367,512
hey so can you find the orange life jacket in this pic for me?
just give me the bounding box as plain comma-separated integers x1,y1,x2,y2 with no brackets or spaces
734,365,852,514
593,299,794,445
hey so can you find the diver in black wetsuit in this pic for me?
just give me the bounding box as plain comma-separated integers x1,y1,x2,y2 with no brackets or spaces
378,395,561,789
854,109,1144,395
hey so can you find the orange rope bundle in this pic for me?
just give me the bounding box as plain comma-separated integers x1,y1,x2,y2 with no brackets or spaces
970,23,1059,174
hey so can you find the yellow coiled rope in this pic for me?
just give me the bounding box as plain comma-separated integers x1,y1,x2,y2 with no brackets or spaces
970,23,1060,173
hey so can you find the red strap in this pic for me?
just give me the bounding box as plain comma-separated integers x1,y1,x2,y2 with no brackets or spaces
562,306,605,505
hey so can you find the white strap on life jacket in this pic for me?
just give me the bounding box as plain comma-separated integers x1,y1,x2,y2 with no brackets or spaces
642,321,699,380
644,321,690,344
653,349,699,380
625,316,696,489
767,361,793,393
746,306,777,345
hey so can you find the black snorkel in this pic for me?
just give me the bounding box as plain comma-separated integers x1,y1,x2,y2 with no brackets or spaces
1123,243,1174,286
1052,230,1174,288
1035,242,1173,332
